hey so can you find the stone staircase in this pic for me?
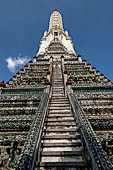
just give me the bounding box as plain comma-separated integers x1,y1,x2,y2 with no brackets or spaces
36,64,90,170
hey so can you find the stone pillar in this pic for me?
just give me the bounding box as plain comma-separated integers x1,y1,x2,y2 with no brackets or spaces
49,56,53,73
61,55,65,77
92,66,96,73
82,59,86,66
0,88,2,94
50,56,53,63
64,70,67,86
87,62,91,70
33,56,37,63
61,55,64,67
77,54,82,62
47,70,50,82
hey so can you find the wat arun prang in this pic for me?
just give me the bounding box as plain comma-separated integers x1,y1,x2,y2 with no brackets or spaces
0,9,113,170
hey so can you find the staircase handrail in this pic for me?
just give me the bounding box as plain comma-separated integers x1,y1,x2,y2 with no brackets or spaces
15,89,50,170
49,57,53,98
61,57,66,96
67,89,113,170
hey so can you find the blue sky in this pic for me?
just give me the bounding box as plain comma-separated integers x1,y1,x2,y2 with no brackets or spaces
0,0,113,82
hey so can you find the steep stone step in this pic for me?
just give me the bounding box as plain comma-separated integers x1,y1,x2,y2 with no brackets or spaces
53,75,62,76
52,90,63,91
52,90,63,92
48,111,71,114
42,134,80,139
51,96,67,99
52,91,63,93
53,81,63,87
52,95,66,97
44,128,78,132
50,99,69,102
50,101,69,104
42,146,82,152
53,89,64,94
52,88,63,90
51,99,67,101
52,86,63,88
53,84,64,86
44,125,78,130
45,122,76,126
53,78,62,79
52,93,64,95
44,132,79,137
37,161,89,168
42,138,81,144
53,87,63,88
47,115,74,119
44,124,79,132
47,114,72,117
49,110,71,114
36,168,88,170
46,118,75,122
53,83,63,85
52,95,64,97
49,107,70,110
41,155,83,163
47,112,71,115
53,82,63,83
53,81,63,83
49,103,70,107
41,151,82,156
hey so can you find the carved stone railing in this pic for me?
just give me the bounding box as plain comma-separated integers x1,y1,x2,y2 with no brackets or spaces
15,90,49,170
67,90,113,170
61,56,66,96
49,57,53,98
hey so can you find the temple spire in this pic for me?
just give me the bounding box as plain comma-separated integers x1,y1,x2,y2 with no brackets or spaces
48,9,64,32
37,10,76,57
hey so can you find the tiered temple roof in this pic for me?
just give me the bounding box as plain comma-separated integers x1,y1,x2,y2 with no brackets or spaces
64,56,113,164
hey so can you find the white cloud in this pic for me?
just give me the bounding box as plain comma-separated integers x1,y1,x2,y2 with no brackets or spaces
6,56,30,72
